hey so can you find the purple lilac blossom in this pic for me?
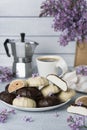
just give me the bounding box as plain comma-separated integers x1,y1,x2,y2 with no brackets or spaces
40,0,87,46
32,73,39,77
23,116,34,122
16,95,21,98
55,112,59,117
0,66,14,82
76,66,87,76
8,109,16,115
0,109,15,123
76,101,83,106
67,115,87,130
0,113,7,123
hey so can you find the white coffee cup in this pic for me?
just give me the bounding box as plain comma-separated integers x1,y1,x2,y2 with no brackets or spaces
36,55,68,77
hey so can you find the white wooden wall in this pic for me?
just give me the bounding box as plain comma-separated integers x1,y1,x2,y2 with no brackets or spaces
0,0,76,68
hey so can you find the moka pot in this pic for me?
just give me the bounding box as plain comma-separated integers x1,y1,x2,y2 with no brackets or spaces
4,33,39,78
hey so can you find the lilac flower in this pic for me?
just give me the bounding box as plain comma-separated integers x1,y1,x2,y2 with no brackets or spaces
32,73,39,78
23,116,34,123
0,109,15,123
8,109,16,115
67,115,87,130
76,101,83,106
40,0,87,46
55,112,59,118
16,95,21,98
67,115,74,123
0,114,7,123
76,66,87,76
0,66,14,82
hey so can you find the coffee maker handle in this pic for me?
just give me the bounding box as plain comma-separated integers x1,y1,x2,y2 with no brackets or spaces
4,39,11,57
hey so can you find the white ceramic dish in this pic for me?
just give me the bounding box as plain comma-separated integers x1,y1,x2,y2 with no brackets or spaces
0,99,71,112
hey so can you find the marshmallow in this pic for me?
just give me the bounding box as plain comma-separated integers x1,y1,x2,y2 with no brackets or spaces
67,104,87,116
47,74,68,91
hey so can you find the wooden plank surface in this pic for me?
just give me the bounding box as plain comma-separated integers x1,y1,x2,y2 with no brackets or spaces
0,18,58,35
0,0,42,16
0,37,76,54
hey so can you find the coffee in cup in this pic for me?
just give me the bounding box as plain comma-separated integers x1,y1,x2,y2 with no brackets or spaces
38,57,58,62
36,55,68,77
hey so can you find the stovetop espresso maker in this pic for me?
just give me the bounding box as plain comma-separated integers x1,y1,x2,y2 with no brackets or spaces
4,33,39,78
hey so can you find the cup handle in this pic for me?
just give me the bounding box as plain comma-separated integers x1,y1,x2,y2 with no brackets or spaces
56,57,68,77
